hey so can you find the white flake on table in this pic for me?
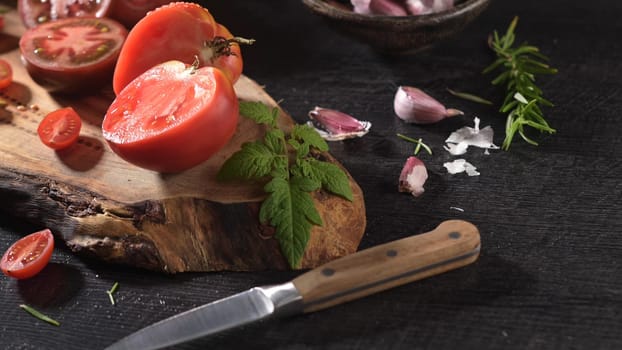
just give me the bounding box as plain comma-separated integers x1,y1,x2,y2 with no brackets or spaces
444,117,499,155
443,159,480,176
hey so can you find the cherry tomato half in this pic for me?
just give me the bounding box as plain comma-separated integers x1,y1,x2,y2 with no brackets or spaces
103,60,239,173
38,107,82,150
18,0,113,28
1,229,55,279
0,59,12,89
112,2,245,95
19,16,127,93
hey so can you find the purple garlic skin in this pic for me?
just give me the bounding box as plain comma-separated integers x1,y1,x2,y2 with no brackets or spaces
405,0,454,15
394,86,463,124
308,107,372,141
369,0,409,16
398,156,428,197
351,0,454,16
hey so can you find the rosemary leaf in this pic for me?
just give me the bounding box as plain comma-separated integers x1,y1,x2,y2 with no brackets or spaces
446,88,493,105
107,282,120,305
396,134,432,155
19,304,60,327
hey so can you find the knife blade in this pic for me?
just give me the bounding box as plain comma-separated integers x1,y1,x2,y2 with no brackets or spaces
105,219,481,350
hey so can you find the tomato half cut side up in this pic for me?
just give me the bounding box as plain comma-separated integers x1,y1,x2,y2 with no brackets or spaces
38,107,82,150
1,229,55,279
0,59,12,89
103,60,239,173
19,16,127,93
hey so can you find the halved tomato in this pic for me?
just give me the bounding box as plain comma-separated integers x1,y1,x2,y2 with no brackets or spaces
112,2,247,95
38,107,82,150
103,60,239,173
19,16,127,93
1,228,55,279
18,0,113,28
0,59,12,89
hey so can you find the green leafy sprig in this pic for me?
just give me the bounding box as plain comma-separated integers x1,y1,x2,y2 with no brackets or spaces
218,101,353,268
484,16,558,150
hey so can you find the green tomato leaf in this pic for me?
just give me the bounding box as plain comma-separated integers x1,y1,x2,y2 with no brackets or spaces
259,176,322,268
305,158,353,201
217,141,278,180
292,124,329,152
239,101,278,127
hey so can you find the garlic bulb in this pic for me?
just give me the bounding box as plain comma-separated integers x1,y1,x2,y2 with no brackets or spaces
394,86,463,124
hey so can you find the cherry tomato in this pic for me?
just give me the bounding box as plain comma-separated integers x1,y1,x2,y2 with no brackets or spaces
18,0,113,28
38,107,82,150
108,0,173,28
19,16,127,93
103,60,239,173
1,229,55,279
112,2,245,95
0,59,12,89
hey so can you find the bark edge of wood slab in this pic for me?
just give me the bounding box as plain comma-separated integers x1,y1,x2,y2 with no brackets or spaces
0,160,365,273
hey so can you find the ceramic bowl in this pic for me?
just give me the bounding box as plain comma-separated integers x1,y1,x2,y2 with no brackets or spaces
301,0,492,54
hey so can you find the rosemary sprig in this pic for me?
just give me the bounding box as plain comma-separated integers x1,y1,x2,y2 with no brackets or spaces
107,282,120,305
484,16,558,150
396,133,432,155
19,304,60,326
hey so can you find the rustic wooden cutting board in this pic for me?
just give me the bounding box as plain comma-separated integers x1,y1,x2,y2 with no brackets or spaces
0,9,366,272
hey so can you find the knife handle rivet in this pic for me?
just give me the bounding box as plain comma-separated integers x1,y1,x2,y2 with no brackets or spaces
386,249,398,257
448,231,461,240
322,268,335,277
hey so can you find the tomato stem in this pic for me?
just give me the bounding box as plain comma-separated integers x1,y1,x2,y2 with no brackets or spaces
203,36,255,62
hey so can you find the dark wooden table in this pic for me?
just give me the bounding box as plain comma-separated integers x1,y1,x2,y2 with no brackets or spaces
2,0,621,349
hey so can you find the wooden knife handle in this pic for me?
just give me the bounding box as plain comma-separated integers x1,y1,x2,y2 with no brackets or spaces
292,220,481,313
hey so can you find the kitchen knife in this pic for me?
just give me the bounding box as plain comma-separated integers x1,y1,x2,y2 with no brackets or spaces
105,219,480,350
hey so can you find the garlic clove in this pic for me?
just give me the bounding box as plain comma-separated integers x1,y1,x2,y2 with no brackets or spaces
398,156,428,197
368,0,409,16
308,107,371,141
351,0,372,14
394,86,463,124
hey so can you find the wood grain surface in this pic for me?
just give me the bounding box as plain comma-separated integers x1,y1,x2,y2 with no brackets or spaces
1,0,621,349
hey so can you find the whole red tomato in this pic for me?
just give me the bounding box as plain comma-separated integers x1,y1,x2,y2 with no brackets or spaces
112,2,246,95
19,16,127,93
103,60,239,173
18,0,113,28
108,0,173,28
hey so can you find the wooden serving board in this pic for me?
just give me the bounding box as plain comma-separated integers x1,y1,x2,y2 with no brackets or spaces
0,9,366,272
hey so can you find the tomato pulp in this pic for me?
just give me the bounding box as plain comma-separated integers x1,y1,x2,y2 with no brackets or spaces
103,61,239,173
18,0,113,28
19,16,127,93
38,107,82,150
112,2,244,95
0,59,12,89
1,229,55,279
